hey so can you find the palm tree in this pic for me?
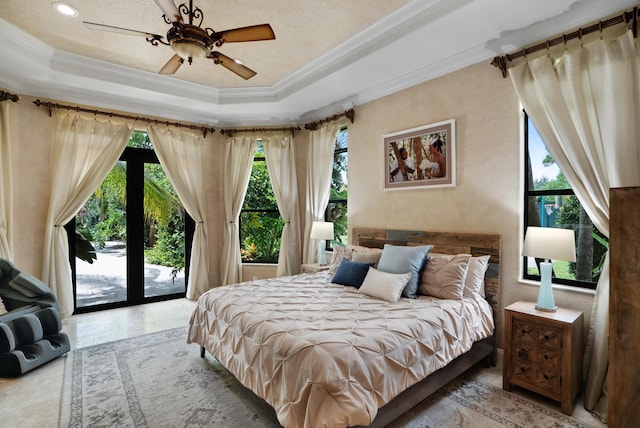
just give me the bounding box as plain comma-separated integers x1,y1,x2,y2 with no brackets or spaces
76,132,182,262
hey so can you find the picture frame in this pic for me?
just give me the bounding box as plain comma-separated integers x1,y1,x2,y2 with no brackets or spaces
383,119,456,190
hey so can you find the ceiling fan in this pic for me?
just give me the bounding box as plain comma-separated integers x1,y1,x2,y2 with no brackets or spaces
83,0,275,80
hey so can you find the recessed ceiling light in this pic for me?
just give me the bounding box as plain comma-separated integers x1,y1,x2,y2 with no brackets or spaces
52,2,79,17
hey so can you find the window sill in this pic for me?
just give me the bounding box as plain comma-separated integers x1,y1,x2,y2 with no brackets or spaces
518,279,597,296
241,262,277,265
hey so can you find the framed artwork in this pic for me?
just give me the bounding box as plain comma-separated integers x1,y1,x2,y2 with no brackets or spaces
383,119,455,190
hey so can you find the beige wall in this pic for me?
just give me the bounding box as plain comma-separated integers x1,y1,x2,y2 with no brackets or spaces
347,61,596,346
4,59,596,346
9,98,52,276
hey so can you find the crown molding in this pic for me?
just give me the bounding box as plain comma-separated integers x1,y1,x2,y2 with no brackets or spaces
272,0,457,100
50,50,222,103
1,0,637,126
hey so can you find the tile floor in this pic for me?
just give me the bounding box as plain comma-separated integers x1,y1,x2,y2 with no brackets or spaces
0,298,196,428
0,298,605,428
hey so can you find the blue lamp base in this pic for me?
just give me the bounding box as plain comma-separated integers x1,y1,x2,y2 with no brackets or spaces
535,260,557,312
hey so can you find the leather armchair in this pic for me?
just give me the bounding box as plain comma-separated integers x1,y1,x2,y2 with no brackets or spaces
0,258,70,377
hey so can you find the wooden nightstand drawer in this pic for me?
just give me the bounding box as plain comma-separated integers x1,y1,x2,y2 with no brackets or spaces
511,321,560,390
537,327,560,348
503,301,583,415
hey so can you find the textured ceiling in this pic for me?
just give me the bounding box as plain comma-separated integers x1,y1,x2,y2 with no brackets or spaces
1,0,411,88
0,0,637,126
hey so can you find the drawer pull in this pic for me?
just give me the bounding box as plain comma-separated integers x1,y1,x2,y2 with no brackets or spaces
544,374,549,380
517,349,528,359
544,354,549,360
544,335,549,340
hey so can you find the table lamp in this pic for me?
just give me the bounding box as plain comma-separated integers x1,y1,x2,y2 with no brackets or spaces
310,221,334,265
522,226,576,312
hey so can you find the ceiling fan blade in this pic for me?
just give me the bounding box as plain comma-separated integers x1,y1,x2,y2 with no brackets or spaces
159,54,183,74
215,24,275,43
154,0,182,22
83,21,162,39
210,52,257,80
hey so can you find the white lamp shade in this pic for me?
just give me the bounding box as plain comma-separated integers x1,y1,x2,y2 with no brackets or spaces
522,226,576,262
310,222,334,240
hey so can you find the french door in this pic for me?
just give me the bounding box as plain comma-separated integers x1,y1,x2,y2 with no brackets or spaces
68,144,193,313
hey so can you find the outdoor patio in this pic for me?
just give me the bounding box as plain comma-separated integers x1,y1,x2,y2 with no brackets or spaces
75,241,185,307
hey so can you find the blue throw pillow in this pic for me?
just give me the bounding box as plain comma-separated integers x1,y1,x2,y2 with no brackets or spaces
331,258,375,288
376,244,432,298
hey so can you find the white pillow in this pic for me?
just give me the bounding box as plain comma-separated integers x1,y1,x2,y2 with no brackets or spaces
328,245,383,274
358,267,412,303
328,245,353,274
463,255,491,300
351,248,383,266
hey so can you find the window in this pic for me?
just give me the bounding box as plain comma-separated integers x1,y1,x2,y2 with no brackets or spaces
523,113,605,289
239,129,347,261
240,141,284,263
325,127,348,248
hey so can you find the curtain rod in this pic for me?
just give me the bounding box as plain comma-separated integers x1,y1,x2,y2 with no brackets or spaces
219,107,356,136
304,109,355,131
32,100,216,137
491,6,639,78
0,90,20,103
219,126,302,137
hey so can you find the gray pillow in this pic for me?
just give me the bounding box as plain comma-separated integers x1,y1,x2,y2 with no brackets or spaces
377,244,432,298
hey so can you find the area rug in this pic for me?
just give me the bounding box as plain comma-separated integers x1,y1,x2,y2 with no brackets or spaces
59,327,592,427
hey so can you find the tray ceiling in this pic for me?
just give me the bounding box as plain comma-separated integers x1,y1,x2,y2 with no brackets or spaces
0,0,636,126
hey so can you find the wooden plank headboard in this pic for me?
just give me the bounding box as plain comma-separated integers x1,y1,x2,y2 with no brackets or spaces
352,227,501,315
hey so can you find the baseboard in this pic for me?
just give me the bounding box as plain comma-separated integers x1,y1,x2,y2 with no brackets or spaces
496,348,504,369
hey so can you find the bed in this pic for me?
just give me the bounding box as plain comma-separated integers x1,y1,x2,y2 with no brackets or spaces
187,228,500,428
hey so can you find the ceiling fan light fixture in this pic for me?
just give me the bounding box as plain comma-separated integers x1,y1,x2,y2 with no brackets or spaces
167,24,211,60
52,2,79,17
171,40,209,60
83,1,274,79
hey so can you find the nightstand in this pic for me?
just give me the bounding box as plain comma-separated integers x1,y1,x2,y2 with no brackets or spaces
301,263,330,273
503,301,583,415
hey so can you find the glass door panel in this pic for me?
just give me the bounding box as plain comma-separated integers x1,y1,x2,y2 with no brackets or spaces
142,162,186,298
74,161,128,308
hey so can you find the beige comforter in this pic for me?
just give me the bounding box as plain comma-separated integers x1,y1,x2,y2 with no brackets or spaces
187,272,494,428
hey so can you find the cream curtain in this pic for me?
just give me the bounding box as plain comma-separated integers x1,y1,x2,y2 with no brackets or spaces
42,110,132,318
0,102,13,259
509,30,640,421
147,126,210,299
264,132,301,276
220,135,258,285
303,123,341,264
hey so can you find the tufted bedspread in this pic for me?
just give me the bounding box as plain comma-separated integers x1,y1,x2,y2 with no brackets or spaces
187,271,494,428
